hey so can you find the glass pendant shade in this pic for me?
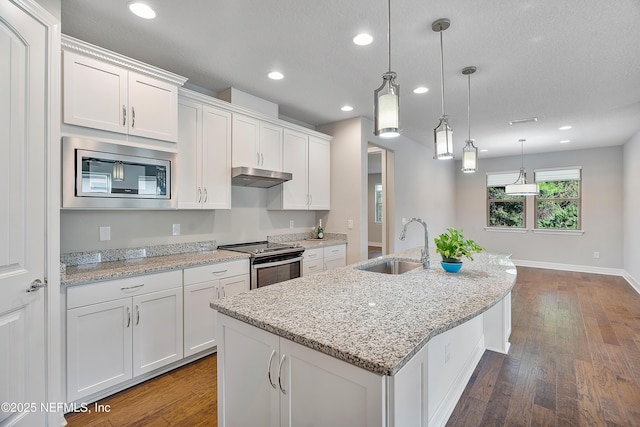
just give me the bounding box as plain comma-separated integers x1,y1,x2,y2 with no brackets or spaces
461,140,478,173
434,116,454,159
505,168,540,195
374,72,400,138
113,161,125,181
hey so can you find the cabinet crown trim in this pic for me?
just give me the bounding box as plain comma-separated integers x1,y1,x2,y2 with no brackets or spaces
62,34,188,86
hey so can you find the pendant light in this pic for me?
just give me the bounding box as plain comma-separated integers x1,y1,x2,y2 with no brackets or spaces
433,18,453,159
505,139,539,195
374,0,400,138
461,66,478,173
113,161,125,181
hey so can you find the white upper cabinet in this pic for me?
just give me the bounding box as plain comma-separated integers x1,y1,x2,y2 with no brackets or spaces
268,129,331,210
232,113,283,171
178,91,232,209
62,36,186,143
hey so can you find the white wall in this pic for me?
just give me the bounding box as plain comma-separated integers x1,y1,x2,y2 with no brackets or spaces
455,146,624,269
318,117,457,263
60,186,316,253
623,131,640,287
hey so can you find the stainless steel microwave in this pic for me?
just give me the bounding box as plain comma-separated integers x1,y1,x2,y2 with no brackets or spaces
62,137,177,209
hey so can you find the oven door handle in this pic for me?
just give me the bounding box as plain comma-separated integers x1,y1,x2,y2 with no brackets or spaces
253,256,303,269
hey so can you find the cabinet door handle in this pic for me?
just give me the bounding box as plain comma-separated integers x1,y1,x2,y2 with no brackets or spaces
126,307,131,328
197,187,202,203
257,152,260,166
203,188,208,203
122,105,127,126
278,354,287,394
267,350,277,389
131,106,136,127
261,153,264,166
309,194,313,206
221,286,225,298
136,304,140,325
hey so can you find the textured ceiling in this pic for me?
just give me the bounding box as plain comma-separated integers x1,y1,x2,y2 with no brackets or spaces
61,0,640,158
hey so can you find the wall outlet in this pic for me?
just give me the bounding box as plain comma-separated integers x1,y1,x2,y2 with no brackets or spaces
99,226,111,241
347,219,354,229
172,224,181,236
289,220,294,229
593,251,600,259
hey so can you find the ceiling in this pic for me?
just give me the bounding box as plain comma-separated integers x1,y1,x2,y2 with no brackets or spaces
61,0,640,158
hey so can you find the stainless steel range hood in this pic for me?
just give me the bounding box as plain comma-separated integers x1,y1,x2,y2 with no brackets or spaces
231,167,292,188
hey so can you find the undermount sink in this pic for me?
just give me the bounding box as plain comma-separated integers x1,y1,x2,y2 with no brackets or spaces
356,258,423,275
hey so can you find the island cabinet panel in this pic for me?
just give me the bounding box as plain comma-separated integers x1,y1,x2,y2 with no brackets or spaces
279,339,384,427
217,314,385,427
483,291,512,354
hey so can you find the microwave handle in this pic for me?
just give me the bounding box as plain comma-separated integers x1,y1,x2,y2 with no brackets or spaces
253,257,303,269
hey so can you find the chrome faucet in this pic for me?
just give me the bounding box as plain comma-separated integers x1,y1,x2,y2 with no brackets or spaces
399,218,430,269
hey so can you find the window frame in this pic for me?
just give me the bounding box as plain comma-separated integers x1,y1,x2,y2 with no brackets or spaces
534,167,582,231
374,183,383,223
486,171,527,229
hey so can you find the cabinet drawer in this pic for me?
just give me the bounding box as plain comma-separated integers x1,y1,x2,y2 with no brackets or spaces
303,247,323,261
67,270,182,309
303,259,324,276
324,244,346,258
184,259,249,285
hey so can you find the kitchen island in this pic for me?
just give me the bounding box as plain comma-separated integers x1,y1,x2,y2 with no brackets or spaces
211,248,516,427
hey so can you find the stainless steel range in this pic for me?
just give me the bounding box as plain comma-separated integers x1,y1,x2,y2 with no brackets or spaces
218,241,305,290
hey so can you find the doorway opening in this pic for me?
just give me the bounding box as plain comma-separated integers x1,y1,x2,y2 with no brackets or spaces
367,145,394,259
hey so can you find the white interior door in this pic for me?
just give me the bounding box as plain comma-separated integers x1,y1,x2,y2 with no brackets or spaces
0,1,49,425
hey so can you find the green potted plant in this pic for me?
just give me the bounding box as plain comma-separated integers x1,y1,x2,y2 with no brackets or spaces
434,228,483,273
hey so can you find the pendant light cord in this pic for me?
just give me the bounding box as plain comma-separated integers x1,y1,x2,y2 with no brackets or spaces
467,73,471,141
439,30,445,115
387,0,391,72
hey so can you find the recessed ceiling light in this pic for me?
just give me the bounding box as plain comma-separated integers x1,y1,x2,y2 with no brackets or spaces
413,86,429,94
128,2,156,19
267,71,284,80
353,33,373,46
560,140,571,144
558,125,572,130
509,117,538,125
341,105,353,112
480,149,489,152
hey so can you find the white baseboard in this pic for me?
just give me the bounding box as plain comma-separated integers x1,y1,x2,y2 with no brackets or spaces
623,271,640,294
511,259,640,295
367,242,382,247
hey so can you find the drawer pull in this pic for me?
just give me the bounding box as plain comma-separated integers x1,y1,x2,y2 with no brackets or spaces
121,283,145,291
211,270,228,275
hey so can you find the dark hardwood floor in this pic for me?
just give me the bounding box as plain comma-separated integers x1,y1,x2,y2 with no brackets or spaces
66,267,640,426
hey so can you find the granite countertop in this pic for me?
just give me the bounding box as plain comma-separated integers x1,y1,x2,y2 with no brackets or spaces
61,250,250,286
294,237,347,249
268,232,347,250
211,247,516,376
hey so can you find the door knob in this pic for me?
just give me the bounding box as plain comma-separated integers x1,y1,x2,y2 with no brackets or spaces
27,279,47,293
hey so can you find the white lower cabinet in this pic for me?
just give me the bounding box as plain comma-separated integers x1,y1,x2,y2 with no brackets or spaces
217,314,384,427
183,259,250,357
303,244,346,276
66,271,183,402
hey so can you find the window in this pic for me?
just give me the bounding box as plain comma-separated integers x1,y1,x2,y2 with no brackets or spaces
374,184,383,223
487,172,525,228
534,168,581,230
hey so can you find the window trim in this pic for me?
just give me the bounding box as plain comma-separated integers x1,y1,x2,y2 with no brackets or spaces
374,183,383,224
533,167,582,231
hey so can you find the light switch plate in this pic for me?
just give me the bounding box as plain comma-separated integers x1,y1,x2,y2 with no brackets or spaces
99,226,111,241
347,219,354,229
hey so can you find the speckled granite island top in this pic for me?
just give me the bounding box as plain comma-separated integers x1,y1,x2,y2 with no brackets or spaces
211,248,516,376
